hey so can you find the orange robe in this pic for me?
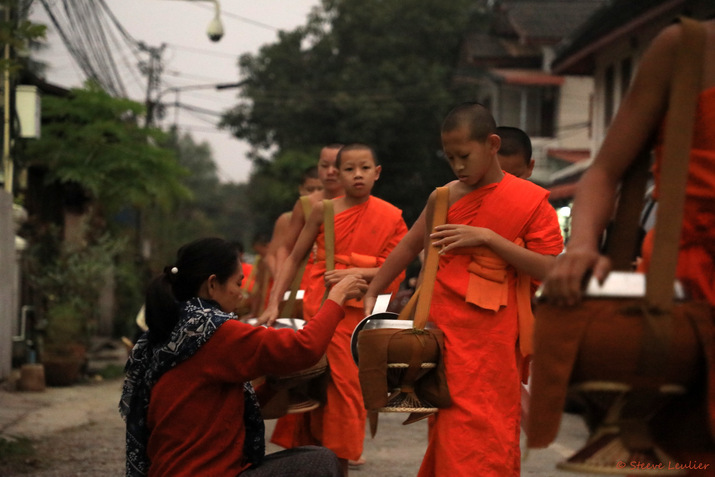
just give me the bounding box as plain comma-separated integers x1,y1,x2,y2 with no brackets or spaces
637,86,715,469
418,174,563,477
638,86,715,305
241,263,254,292
271,196,408,460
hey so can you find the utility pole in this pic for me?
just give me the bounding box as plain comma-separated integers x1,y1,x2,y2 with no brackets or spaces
138,42,166,128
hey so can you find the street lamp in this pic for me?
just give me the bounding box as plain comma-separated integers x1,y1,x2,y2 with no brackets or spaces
167,0,224,42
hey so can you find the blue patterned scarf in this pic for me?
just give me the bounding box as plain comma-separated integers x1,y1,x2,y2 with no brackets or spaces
119,297,265,477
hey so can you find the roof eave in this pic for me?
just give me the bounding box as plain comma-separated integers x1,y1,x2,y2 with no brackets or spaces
553,0,685,75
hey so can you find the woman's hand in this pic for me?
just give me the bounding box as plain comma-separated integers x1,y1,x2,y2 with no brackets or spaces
324,268,363,287
539,245,611,306
327,275,368,306
430,224,494,254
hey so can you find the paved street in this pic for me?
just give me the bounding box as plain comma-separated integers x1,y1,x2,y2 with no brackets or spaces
0,373,607,476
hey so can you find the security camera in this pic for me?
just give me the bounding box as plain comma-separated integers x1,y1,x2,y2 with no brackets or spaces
207,16,224,42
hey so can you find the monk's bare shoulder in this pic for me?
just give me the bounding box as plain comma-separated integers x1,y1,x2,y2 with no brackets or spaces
446,180,472,206
306,198,326,225
310,190,328,205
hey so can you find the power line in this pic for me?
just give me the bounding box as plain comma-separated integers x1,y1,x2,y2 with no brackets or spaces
163,69,236,84
165,42,239,60
193,3,280,31
39,0,141,97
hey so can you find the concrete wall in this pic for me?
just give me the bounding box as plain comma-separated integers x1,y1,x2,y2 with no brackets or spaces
556,76,593,150
590,20,673,155
0,190,17,380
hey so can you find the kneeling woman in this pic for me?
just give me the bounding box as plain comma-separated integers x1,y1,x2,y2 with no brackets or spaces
120,237,367,476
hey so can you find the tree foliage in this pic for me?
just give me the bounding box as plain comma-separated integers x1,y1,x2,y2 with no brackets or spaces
141,127,222,272
244,147,324,237
0,0,46,76
220,0,481,224
141,128,262,270
22,82,191,214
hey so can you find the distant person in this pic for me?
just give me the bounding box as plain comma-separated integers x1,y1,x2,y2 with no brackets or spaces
265,166,322,275
249,233,272,316
264,166,323,317
496,125,535,179
232,240,254,317
273,145,345,272
119,237,367,477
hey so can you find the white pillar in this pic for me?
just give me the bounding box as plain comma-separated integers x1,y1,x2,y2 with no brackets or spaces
0,190,17,379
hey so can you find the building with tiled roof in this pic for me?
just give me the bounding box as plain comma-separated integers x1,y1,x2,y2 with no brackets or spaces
551,0,715,191
455,0,608,195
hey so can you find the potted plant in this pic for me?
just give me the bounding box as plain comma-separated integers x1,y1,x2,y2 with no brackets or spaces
24,225,121,386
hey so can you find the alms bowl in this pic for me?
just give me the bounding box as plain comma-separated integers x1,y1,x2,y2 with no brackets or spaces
350,313,435,365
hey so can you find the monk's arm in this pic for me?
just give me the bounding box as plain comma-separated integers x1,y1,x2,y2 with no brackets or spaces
482,232,557,280
258,204,323,325
430,224,556,280
363,208,427,315
274,199,307,272
542,24,676,304
265,212,291,277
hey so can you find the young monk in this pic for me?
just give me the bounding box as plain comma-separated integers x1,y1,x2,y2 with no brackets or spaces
259,144,408,475
539,18,715,469
368,103,562,476
265,166,323,279
248,234,272,316
261,145,346,459
541,18,715,307
364,124,538,315
496,125,535,179
273,145,345,272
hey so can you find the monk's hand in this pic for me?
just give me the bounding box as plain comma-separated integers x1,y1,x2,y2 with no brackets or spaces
430,224,494,254
256,303,280,327
363,292,377,317
540,245,611,306
327,275,369,306
324,268,361,287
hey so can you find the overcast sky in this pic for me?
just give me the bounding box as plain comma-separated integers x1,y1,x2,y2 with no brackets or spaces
29,0,320,183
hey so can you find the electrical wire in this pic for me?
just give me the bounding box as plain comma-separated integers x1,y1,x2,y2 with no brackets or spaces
39,0,130,97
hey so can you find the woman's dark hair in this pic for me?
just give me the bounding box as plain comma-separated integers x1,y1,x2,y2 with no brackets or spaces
144,237,240,343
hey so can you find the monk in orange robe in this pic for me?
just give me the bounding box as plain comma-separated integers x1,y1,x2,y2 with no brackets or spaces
259,144,407,474
540,19,715,473
264,146,345,454
273,145,346,273
421,173,562,476
364,103,561,476
265,166,324,318
636,87,715,305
